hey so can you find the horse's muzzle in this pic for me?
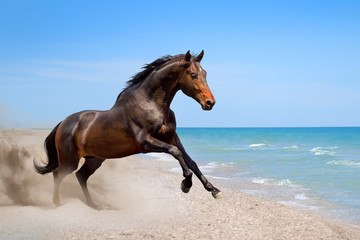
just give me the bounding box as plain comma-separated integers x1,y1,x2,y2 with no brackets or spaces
203,99,215,110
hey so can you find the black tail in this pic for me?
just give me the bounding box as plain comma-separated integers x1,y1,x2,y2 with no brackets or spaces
34,122,62,174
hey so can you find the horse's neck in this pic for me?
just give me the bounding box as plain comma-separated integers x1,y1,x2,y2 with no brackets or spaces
139,62,183,110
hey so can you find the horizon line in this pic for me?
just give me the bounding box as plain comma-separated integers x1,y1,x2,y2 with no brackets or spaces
24,126,360,130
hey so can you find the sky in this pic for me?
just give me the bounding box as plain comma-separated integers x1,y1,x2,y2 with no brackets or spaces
1,0,359,128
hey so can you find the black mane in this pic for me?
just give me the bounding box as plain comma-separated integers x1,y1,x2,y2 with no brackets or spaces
114,53,198,103
124,54,186,91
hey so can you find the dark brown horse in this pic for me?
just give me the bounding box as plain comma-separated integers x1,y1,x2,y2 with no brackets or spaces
34,50,222,208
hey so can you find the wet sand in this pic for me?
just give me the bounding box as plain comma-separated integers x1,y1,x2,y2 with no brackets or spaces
1,129,360,240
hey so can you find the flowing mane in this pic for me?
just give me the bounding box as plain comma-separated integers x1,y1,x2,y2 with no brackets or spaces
124,54,186,91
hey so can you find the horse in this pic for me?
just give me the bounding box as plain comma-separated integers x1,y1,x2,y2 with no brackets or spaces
34,50,222,208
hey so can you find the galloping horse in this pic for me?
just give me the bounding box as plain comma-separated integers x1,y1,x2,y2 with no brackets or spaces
34,50,222,208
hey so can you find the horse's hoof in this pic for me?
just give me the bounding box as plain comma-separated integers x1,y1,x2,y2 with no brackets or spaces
181,181,191,193
212,191,224,199
88,202,100,210
91,204,101,210
53,198,61,207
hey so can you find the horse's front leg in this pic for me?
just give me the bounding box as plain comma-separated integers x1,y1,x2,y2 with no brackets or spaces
174,134,223,199
144,134,222,199
143,135,194,193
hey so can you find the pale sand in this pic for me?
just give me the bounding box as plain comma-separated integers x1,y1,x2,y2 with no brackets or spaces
1,129,360,240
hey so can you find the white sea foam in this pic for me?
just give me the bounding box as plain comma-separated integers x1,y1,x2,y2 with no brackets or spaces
199,167,214,173
251,177,271,184
170,161,233,174
295,193,309,200
248,143,268,148
283,145,299,150
206,161,218,167
327,160,360,167
251,178,299,188
169,167,182,173
145,152,174,162
199,162,217,173
310,147,337,156
200,161,234,171
171,163,217,173
277,179,298,187
206,175,230,180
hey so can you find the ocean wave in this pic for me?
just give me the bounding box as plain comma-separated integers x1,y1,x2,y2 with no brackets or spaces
169,167,182,173
248,143,269,148
199,162,217,172
199,161,234,173
170,161,234,174
310,147,337,156
199,165,216,173
251,178,299,188
145,153,174,162
327,160,360,167
251,177,271,184
205,175,231,180
295,193,309,200
171,163,218,174
277,179,298,187
283,145,299,150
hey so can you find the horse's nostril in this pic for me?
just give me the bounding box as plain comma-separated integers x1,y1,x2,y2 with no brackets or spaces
206,100,214,107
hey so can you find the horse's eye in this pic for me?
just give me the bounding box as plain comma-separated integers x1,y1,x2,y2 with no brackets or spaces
191,73,197,79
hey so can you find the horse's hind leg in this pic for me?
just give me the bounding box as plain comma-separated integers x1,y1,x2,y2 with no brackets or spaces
53,143,81,206
53,170,63,206
76,156,104,208
53,164,79,206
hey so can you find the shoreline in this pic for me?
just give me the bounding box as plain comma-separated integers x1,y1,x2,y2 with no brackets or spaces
149,151,360,226
203,164,360,226
1,129,360,239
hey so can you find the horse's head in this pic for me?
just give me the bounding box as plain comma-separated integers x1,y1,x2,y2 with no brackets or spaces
179,50,216,111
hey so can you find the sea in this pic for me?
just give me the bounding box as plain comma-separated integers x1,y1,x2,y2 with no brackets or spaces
147,127,360,224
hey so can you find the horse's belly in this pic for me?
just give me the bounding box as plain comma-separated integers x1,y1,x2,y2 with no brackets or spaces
81,131,141,159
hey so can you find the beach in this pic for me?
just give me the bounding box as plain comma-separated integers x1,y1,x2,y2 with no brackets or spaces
1,129,360,240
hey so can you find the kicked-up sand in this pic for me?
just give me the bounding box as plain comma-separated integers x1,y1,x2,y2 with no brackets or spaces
1,129,360,240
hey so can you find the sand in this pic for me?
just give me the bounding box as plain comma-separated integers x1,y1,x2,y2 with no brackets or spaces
1,129,360,240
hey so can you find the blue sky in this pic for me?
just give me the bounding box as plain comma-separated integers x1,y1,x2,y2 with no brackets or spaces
1,0,359,128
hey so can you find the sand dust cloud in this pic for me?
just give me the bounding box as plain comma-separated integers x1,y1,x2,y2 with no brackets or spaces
0,130,53,206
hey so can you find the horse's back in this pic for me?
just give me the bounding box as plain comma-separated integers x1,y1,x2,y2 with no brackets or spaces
56,109,141,159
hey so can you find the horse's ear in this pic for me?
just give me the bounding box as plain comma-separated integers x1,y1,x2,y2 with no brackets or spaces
184,50,191,62
195,50,204,62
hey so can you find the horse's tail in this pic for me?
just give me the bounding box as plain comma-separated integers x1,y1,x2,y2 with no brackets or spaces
34,122,62,174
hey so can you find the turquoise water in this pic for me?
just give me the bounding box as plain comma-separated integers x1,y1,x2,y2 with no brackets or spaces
176,127,360,223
